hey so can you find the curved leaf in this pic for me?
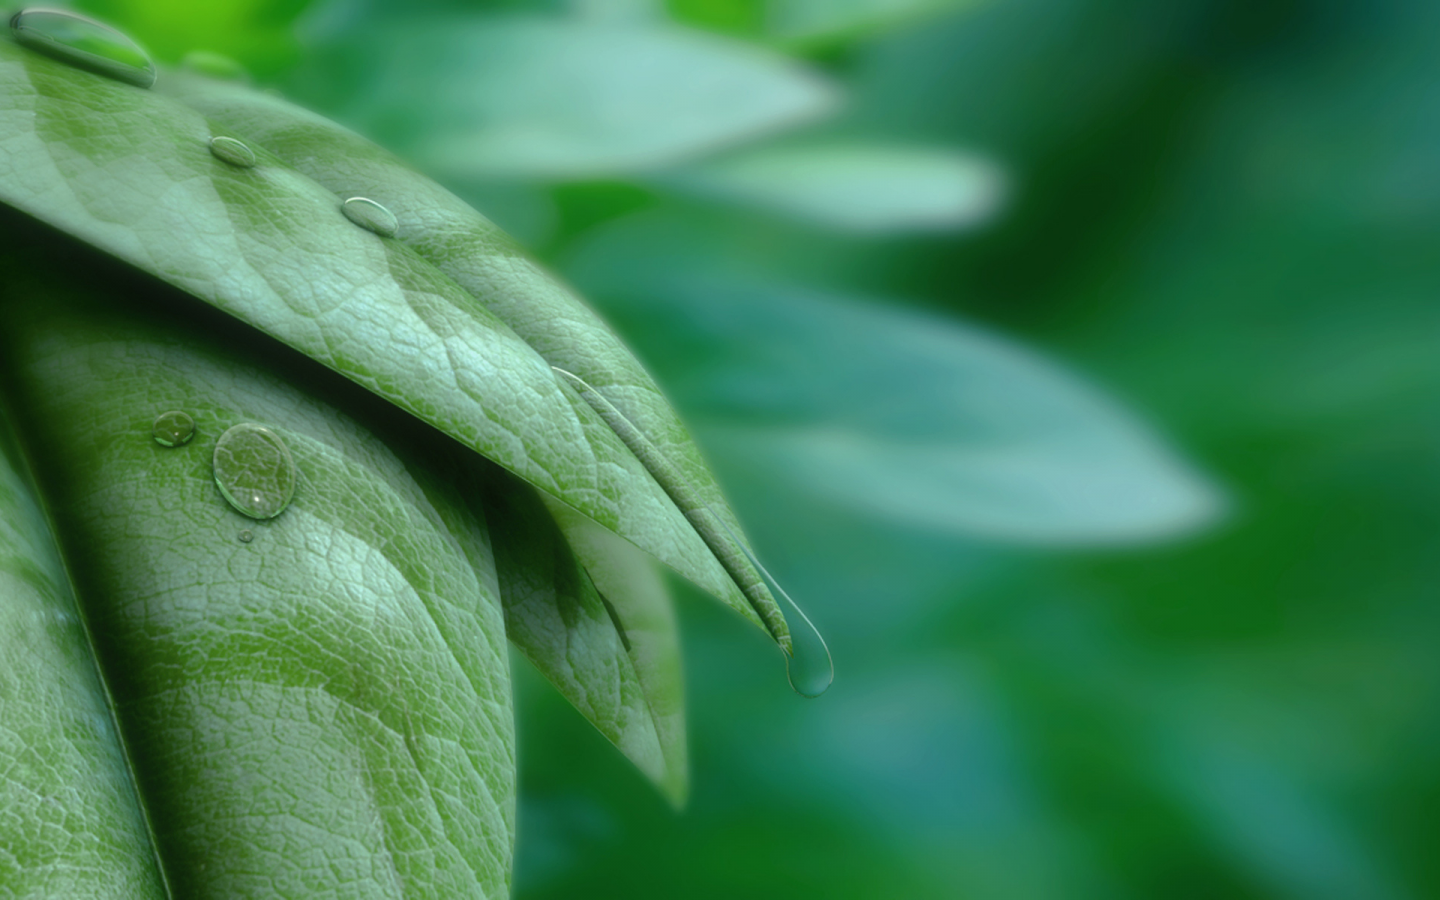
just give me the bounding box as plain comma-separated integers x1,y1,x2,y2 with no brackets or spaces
566,214,1227,543
0,38,787,644
158,65,787,646
0,407,165,897
298,16,839,179
0,243,515,897
485,473,687,805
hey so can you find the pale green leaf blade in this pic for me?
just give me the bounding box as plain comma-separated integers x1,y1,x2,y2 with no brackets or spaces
543,497,687,805
484,472,687,804
0,408,165,898
157,68,787,644
301,16,840,179
567,215,1227,543
0,243,516,897
661,143,1007,233
0,38,782,641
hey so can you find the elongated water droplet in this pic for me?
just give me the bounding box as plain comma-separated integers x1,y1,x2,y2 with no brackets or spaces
213,423,297,520
208,136,256,169
341,197,397,238
714,513,833,698
9,8,157,89
151,410,196,447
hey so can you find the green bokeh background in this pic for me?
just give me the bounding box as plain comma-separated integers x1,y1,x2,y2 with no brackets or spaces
68,0,1440,896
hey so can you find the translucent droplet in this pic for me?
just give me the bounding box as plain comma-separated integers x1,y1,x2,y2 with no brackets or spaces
714,513,833,698
763,570,833,698
208,136,256,169
238,530,253,543
212,423,297,520
341,197,397,238
180,50,247,82
151,410,196,447
9,8,157,89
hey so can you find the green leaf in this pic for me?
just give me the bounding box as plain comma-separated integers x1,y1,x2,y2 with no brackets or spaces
0,240,516,896
664,0,980,46
566,215,1227,543
542,496,687,802
0,37,788,644
485,473,687,805
659,143,1007,233
296,16,840,179
764,0,980,44
0,403,165,896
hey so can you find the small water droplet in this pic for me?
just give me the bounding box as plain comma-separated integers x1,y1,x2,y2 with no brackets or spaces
208,136,256,169
212,423,297,520
9,8,157,89
180,49,247,82
151,410,196,447
341,197,398,238
238,530,253,543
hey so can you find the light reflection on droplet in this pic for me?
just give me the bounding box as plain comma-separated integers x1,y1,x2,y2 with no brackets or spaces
208,136,256,169
341,197,398,238
212,423,297,520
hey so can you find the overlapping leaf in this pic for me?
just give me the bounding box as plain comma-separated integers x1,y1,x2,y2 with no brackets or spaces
0,242,515,896
0,38,788,649
485,473,687,804
0,403,165,897
157,65,787,646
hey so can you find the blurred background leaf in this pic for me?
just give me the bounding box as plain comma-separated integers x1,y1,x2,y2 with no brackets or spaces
64,0,1440,895
654,143,1006,233
293,15,840,180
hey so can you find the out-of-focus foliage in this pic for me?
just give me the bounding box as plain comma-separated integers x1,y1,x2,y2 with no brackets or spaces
71,0,1440,896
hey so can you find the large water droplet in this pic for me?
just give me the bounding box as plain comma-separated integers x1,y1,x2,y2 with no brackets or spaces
714,513,833,698
151,410,196,447
341,197,398,238
9,8,157,89
212,423,297,520
208,136,256,169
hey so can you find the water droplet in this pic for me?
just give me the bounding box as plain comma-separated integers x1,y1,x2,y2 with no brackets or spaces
341,197,398,238
212,423,297,520
713,512,833,698
151,410,196,447
778,597,833,698
208,136,256,169
9,8,157,89
180,50,247,82
238,530,253,543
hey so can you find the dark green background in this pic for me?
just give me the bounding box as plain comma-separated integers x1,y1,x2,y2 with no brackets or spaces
64,0,1440,896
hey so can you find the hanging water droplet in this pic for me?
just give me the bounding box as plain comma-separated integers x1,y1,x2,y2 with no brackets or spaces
208,136,256,169
238,530,253,543
212,423,297,520
9,8,157,89
778,598,833,698
712,511,833,698
341,197,398,238
151,410,196,447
